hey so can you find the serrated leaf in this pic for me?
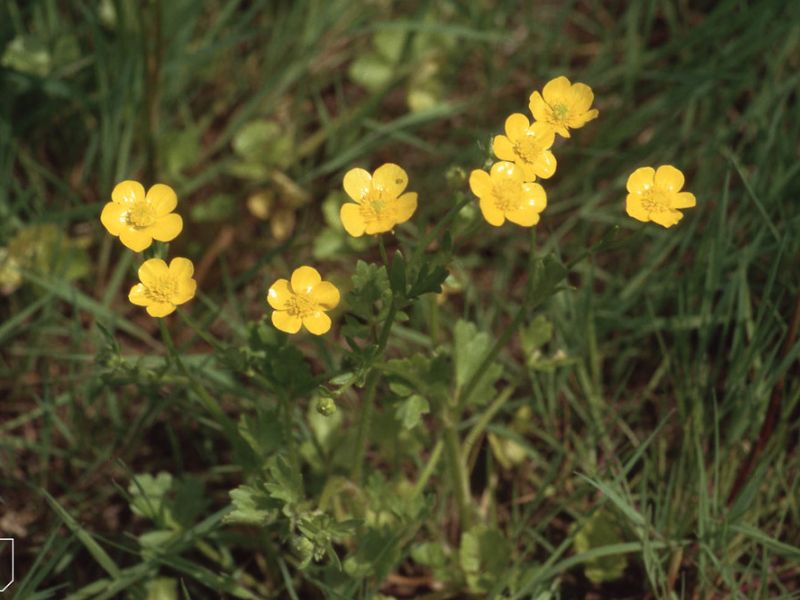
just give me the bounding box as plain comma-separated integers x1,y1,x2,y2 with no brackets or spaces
129,472,173,520
453,320,502,404
264,454,303,507
520,314,553,356
394,394,429,430
460,526,511,593
224,484,276,525
238,410,282,459
408,263,449,298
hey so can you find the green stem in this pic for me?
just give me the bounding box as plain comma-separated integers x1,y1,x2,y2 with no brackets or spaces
462,386,515,464
350,369,379,484
411,196,471,266
158,319,238,441
411,440,443,499
378,235,389,266
442,407,472,530
279,392,302,485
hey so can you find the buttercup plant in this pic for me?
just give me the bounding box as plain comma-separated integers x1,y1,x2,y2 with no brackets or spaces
92,74,703,598
100,180,183,252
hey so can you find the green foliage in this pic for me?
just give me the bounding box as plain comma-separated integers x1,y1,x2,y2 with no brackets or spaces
3,1,800,599
572,509,629,584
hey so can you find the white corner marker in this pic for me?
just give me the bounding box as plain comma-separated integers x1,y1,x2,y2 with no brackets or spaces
0,538,13,593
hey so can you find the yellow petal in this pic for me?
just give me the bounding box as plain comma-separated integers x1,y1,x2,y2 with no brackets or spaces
569,82,595,111
506,205,541,227
625,194,650,222
536,150,557,179
626,167,655,194
492,135,516,162
479,196,505,226
311,281,340,310
120,227,153,252
651,209,683,228
152,213,183,242
530,121,556,148
146,302,176,317
171,278,197,305
393,192,417,224
468,169,492,198
568,108,599,129
518,162,538,182
340,203,366,237
291,266,321,294
302,312,332,335
655,165,685,192
672,192,696,209
504,113,530,139
343,168,372,202
522,182,547,213
138,258,169,287
169,257,194,279
490,161,521,182
112,180,145,205
372,163,408,198
267,278,292,310
128,283,150,306
553,124,571,138
365,219,393,235
542,76,571,104
100,202,127,236
147,183,178,216
528,91,548,123
272,310,302,334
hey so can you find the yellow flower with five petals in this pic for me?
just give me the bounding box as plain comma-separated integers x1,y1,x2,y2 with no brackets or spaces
267,266,340,335
128,257,197,318
340,163,417,237
625,165,696,228
469,161,547,227
529,76,599,138
492,113,557,181
100,181,183,252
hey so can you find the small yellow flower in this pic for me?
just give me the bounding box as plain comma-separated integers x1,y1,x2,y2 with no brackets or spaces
340,163,417,237
625,165,696,228
267,266,340,335
469,161,547,227
528,76,599,138
128,257,197,318
100,181,183,252
492,113,557,181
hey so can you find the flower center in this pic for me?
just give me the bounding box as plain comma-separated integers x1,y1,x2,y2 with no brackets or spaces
286,293,317,318
491,180,523,213
359,189,393,224
551,103,569,122
513,134,545,164
127,202,157,229
640,189,670,213
146,276,177,303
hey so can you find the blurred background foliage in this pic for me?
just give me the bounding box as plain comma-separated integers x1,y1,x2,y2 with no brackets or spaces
1,0,799,598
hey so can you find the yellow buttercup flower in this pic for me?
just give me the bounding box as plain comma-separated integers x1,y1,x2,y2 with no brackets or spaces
128,257,197,317
340,163,417,237
529,76,599,138
492,113,557,181
469,161,547,227
267,266,340,335
100,180,183,252
625,165,696,228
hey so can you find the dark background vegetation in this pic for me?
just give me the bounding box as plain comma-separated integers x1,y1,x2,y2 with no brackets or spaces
1,0,799,598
